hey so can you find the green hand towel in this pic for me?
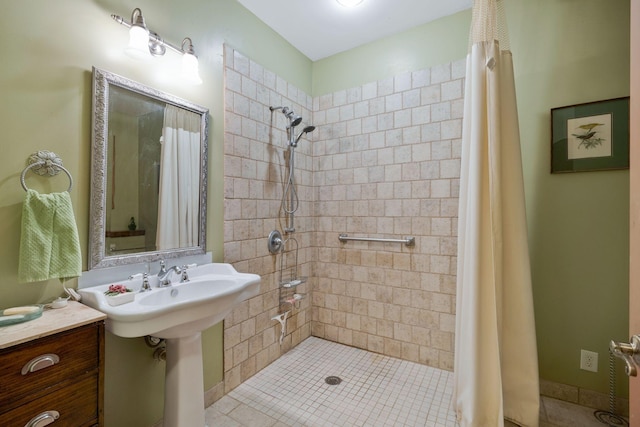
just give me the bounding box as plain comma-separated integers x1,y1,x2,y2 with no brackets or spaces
18,189,82,283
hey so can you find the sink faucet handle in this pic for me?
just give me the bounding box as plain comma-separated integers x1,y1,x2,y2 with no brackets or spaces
180,265,192,282
158,260,167,275
130,272,152,292
140,273,151,292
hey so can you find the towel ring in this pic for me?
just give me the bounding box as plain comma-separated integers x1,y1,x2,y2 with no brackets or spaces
20,151,73,192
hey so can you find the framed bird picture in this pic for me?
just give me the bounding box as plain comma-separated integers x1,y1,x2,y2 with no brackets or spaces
551,97,629,173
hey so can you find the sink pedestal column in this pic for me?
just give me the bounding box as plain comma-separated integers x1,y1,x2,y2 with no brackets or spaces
164,333,205,427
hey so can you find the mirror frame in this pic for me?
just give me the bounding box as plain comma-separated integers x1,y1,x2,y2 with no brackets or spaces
89,67,209,269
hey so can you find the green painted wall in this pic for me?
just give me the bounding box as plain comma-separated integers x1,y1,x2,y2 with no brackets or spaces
312,10,471,96
512,0,630,398
313,0,630,398
0,1,310,426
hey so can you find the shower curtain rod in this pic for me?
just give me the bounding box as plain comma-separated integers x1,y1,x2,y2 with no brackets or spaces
338,234,415,247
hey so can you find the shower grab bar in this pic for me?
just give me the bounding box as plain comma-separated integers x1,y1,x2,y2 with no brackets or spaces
338,234,415,247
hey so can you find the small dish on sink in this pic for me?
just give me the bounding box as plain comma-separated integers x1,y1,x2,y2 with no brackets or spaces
106,292,135,306
104,284,135,306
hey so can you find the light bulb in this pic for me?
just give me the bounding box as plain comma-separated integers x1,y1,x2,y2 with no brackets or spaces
126,25,151,60
336,0,364,7
181,52,203,85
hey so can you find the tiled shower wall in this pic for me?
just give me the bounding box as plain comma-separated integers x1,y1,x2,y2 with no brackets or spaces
223,46,314,392
311,61,465,371
223,44,465,392
222,49,628,416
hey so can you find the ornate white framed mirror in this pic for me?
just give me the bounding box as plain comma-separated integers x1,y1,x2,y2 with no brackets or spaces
88,67,209,269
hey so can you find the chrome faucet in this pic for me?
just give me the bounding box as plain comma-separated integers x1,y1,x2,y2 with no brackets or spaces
157,261,182,287
179,265,190,282
129,272,151,292
139,273,151,292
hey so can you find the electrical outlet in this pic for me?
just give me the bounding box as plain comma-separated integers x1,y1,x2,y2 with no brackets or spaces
580,349,598,372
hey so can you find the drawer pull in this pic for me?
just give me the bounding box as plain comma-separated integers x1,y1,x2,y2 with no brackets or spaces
24,410,60,427
21,354,60,375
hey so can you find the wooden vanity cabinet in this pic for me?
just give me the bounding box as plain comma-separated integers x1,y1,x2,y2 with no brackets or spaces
0,321,105,427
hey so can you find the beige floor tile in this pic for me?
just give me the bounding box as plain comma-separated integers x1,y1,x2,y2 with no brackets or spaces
207,337,610,427
204,409,243,427
228,403,279,427
214,395,243,415
541,396,614,427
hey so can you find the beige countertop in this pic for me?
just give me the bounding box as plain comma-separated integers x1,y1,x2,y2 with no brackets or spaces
0,301,106,350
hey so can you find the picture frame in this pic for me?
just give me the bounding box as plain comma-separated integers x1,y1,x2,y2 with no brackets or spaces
550,97,629,173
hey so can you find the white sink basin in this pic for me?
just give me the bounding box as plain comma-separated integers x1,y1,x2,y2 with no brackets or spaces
79,263,261,426
78,263,261,339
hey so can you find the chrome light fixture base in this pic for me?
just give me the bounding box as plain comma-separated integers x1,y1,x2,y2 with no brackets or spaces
148,32,167,56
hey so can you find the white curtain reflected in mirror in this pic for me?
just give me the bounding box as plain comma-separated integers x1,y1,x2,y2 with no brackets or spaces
157,105,201,250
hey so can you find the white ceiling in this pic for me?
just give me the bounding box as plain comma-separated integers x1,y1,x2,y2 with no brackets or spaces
236,0,472,61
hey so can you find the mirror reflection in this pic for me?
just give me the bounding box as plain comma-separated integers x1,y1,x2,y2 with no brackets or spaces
106,86,162,254
89,67,209,270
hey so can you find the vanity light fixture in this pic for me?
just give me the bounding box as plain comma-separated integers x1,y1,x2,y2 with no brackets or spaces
336,0,365,7
180,38,203,85
125,8,151,59
111,8,203,85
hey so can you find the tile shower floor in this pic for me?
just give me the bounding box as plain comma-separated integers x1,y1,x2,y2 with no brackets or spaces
205,337,614,427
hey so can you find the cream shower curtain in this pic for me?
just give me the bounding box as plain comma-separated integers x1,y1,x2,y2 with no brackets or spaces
156,105,201,250
454,1,539,426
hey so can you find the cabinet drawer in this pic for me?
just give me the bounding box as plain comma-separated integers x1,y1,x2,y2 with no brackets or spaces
0,373,98,427
0,323,101,412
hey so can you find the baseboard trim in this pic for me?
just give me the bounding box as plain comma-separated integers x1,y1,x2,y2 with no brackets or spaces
540,378,629,416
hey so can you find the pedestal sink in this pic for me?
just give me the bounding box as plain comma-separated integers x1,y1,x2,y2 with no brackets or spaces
78,263,261,427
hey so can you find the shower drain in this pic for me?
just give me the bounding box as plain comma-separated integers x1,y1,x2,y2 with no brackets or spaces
324,376,342,385
593,410,628,426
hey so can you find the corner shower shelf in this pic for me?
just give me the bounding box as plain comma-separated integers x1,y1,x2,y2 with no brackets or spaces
284,293,305,306
280,277,307,288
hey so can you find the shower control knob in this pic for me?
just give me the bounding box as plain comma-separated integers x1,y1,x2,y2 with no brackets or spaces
267,230,284,254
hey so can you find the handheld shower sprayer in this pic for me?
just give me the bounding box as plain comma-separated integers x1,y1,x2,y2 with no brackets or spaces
292,125,316,147
269,105,317,235
270,106,316,147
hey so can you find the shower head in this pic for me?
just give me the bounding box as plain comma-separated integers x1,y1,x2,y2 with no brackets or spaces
292,125,316,147
290,115,302,127
282,107,302,127
270,105,303,127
